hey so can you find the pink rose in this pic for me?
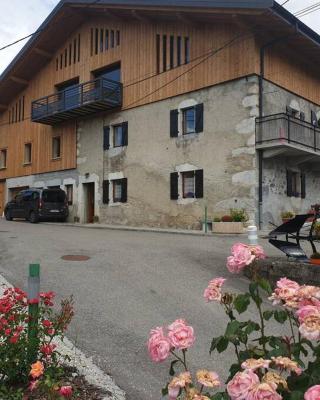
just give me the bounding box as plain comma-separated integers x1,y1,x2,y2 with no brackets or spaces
148,327,171,362
59,386,73,398
168,372,192,400
305,385,320,400
296,305,320,323
168,319,195,350
227,247,255,274
299,314,320,341
209,277,226,288
227,370,260,400
241,358,271,371
250,245,266,260
247,383,282,400
277,278,300,290
204,285,222,302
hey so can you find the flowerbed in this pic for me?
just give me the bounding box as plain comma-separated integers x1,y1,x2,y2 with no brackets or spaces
148,243,320,399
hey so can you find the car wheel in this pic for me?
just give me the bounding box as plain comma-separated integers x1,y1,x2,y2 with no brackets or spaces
29,211,39,224
5,210,12,221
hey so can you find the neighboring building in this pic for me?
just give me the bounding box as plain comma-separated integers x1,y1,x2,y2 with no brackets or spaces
1,0,320,229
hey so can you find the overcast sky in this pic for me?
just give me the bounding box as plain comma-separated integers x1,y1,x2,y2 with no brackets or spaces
0,0,319,74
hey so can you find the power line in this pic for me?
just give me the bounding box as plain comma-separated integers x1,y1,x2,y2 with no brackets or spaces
0,0,102,53
294,1,320,17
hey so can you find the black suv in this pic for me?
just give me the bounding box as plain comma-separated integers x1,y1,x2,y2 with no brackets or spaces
4,188,69,223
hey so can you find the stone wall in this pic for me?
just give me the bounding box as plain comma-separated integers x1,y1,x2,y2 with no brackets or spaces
77,76,258,229
261,80,320,227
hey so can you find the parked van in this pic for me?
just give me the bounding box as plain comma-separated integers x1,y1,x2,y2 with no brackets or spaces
4,188,68,223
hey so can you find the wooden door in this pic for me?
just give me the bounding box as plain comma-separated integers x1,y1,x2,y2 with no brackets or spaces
0,182,4,217
86,183,95,223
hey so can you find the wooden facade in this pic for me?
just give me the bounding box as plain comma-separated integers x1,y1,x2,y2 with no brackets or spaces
0,3,320,184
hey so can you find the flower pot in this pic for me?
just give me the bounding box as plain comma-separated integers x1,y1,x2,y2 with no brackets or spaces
212,222,244,234
310,259,320,265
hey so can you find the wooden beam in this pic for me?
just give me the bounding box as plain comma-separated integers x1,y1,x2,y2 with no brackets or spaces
10,76,28,86
34,48,53,59
131,10,150,22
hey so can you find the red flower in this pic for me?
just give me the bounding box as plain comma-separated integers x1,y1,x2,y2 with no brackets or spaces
59,386,73,398
42,319,52,328
40,343,56,356
28,298,39,305
4,328,11,336
9,333,20,344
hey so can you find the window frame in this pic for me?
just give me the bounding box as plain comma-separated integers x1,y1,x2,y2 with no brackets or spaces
52,136,61,160
24,143,32,165
65,184,73,206
182,171,195,199
182,106,196,135
0,148,7,169
113,124,124,148
112,179,123,203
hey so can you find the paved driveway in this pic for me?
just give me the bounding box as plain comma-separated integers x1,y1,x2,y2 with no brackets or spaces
0,220,282,399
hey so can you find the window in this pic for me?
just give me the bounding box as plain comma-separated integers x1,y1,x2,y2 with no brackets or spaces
170,169,203,200
156,34,189,74
0,149,7,169
52,137,61,159
65,185,73,205
113,180,123,203
163,35,167,72
113,125,124,147
170,104,204,137
177,36,182,66
287,170,306,199
182,171,195,198
24,143,32,165
91,28,120,56
185,37,190,64
103,178,127,204
182,107,196,135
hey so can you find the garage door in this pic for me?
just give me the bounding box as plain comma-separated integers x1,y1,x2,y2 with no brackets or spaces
0,182,5,216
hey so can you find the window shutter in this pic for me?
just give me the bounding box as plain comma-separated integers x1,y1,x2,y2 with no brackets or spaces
121,178,127,203
170,172,179,200
195,103,204,133
195,169,204,198
102,180,109,204
301,173,306,199
122,122,128,146
170,110,179,137
286,170,293,197
103,126,110,150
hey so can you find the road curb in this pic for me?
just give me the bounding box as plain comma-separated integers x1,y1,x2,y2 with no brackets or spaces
0,274,126,400
43,222,247,238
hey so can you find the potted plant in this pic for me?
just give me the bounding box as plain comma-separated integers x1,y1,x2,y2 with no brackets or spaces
281,211,295,223
310,252,320,265
212,211,245,234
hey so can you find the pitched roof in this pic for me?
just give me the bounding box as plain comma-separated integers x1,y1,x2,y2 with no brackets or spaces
0,0,320,105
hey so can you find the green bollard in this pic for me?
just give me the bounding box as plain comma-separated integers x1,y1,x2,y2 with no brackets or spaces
27,264,40,364
205,205,208,234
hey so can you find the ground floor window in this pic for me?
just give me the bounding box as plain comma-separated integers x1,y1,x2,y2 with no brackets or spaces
287,170,306,198
65,184,73,205
102,178,127,204
182,171,195,198
170,169,203,200
113,180,123,203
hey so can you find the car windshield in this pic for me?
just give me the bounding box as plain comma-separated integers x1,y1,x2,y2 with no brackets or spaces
42,190,66,203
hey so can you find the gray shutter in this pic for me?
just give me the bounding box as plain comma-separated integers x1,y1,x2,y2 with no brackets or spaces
286,170,293,197
170,110,179,137
102,180,109,204
121,178,127,203
195,103,204,133
170,172,179,200
122,122,128,146
195,169,204,198
301,173,306,199
103,126,110,150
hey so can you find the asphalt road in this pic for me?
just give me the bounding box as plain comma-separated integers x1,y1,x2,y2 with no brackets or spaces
0,219,283,399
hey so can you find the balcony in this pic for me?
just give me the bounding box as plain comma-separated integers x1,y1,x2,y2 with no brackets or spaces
31,77,122,125
256,113,320,159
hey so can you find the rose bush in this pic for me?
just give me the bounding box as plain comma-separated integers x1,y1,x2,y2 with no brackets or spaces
148,243,320,399
0,287,74,399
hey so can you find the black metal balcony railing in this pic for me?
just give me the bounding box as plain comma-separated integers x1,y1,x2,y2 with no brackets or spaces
31,77,122,125
256,113,320,153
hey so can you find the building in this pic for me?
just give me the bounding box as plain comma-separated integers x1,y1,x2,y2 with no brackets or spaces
1,0,320,229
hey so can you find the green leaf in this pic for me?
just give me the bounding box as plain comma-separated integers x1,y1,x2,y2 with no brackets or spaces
245,321,260,335
161,384,169,396
217,337,229,353
263,310,274,321
225,321,241,337
210,336,221,354
211,393,229,400
234,294,251,314
249,282,258,297
274,310,288,323
258,278,273,295
169,360,179,376
289,391,304,400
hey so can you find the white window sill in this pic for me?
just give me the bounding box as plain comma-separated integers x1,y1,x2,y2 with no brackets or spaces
176,132,200,142
108,147,125,157
177,197,196,205
109,202,123,207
